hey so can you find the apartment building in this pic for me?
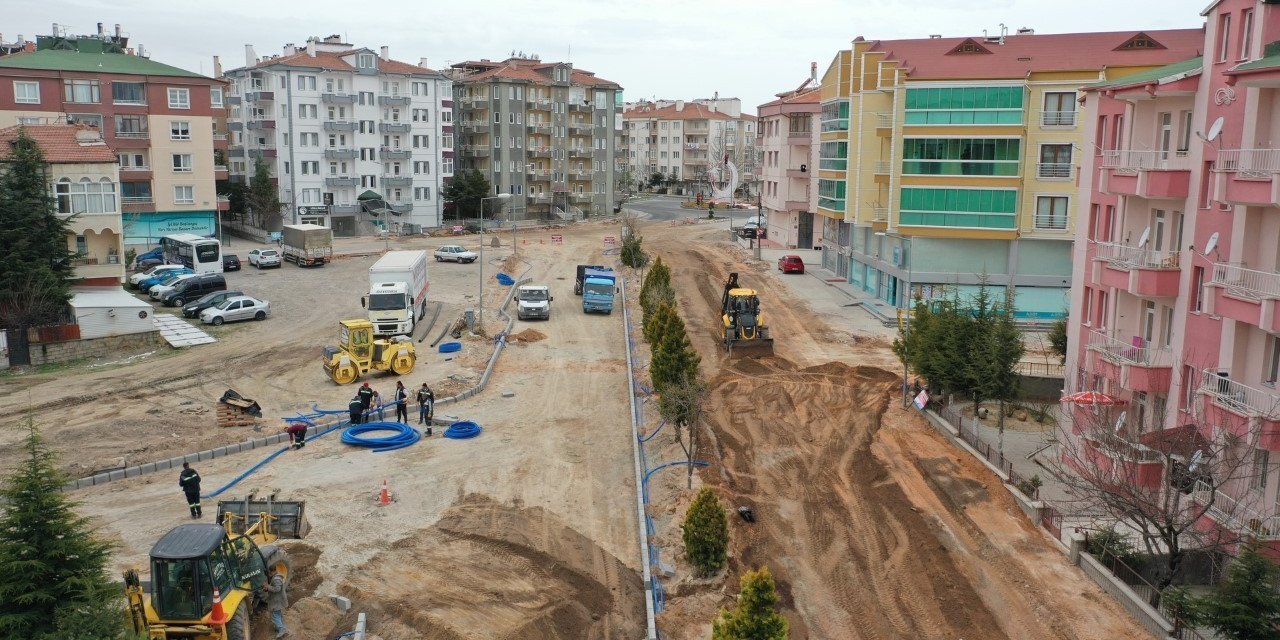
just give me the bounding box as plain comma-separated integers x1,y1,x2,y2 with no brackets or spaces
448,55,622,219
1066,0,1280,548
223,36,452,235
0,25,227,250
622,97,759,195
817,28,1201,320
758,68,821,249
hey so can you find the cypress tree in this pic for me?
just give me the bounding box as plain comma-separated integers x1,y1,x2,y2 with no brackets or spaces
682,487,727,575
651,309,700,393
245,155,283,230
712,567,789,640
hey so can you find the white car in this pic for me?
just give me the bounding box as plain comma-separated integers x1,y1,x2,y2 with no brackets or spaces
129,264,183,288
515,285,552,320
247,249,282,268
434,245,478,263
149,273,198,299
200,295,270,325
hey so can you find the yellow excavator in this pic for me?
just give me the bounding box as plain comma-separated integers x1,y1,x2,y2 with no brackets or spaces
125,494,307,640
721,272,774,356
323,318,416,384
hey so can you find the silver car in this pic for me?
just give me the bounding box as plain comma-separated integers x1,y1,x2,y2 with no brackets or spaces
199,295,271,325
247,249,282,268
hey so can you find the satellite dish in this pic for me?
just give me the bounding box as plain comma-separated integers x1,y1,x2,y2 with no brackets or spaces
1114,411,1127,434
1207,116,1225,142
1137,226,1151,248
1205,231,1220,256
1188,449,1204,473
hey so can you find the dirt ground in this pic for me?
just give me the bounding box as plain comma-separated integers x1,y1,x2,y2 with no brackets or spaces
637,223,1152,640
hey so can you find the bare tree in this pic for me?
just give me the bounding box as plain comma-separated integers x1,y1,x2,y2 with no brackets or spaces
658,374,707,489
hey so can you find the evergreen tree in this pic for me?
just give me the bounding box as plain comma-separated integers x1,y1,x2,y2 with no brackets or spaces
650,310,700,393
441,169,493,220
0,129,75,366
892,294,934,386
975,287,1025,449
682,487,727,575
640,257,672,317
1049,314,1069,364
961,279,996,415
712,567,789,640
0,418,123,640
644,299,678,346
1176,540,1280,640
245,156,282,230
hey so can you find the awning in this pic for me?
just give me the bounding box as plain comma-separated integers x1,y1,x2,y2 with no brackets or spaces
1061,391,1127,406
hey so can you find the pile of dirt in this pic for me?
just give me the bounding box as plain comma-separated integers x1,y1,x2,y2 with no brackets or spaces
333,494,645,639
508,328,547,343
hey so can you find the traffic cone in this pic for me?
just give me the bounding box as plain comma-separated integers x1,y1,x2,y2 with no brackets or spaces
376,480,392,506
209,586,229,625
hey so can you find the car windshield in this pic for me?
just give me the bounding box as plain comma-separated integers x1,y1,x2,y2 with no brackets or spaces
215,299,239,310
367,292,406,311
261,250,278,257
159,274,184,285
521,289,548,301
584,283,613,297
194,293,223,305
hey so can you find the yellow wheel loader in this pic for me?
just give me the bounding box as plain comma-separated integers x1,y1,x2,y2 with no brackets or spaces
125,494,307,640
721,272,774,356
322,318,417,385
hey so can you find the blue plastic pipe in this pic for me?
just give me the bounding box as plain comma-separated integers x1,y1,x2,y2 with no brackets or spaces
341,421,421,452
444,420,483,439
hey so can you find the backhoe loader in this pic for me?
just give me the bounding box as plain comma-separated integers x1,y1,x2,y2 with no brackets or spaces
721,272,774,356
323,318,416,384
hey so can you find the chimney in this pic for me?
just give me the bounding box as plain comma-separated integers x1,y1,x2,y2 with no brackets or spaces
97,23,104,37
213,55,222,77
284,43,296,56
675,100,684,111
1016,27,1035,35
114,24,122,38
245,44,257,67
305,39,315,57
810,61,817,83
138,44,146,58
380,46,389,60
419,57,430,69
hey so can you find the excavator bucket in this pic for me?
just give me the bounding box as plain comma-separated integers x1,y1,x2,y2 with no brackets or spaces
216,491,310,540
726,334,774,358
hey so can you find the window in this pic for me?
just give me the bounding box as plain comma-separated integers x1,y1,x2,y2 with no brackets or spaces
1267,335,1280,386
172,154,193,172
442,134,453,148
297,75,317,91
1192,266,1206,312
211,87,224,108
63,79,101,103
1041,92,1076,126
110,81,145,105
442,158,453,174
359,54,376,69
174,185,194,204
1241,9,1255,60
904,86,1024,125
1254,449,1269,491
118,152,147,169
170,121,191,140
13,81,39,104
298,104,317,119
901,138,1018,176
1038,144,1073,179
1218,13,1232,63
494,111,502,123
67,113,103,130
899,187,1019,229
359,91,374,105
168,87,190,109
441,110,452,123
53,178,117,214
1035,196,1069,230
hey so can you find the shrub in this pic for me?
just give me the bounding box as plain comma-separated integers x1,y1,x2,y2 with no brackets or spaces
682,487,728,576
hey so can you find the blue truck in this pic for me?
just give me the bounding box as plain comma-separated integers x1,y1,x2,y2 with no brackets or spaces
582,268,617,314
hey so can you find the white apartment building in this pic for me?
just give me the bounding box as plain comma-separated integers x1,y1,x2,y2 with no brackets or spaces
622,96,758,195
223,35,453,235
758,75,820,249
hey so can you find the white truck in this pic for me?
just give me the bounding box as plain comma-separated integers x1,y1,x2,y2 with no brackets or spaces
363,250,430,337
281,223,333,267
515,285,553,321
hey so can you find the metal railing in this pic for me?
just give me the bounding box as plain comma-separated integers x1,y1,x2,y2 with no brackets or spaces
1100,150,1192,172
1088,543,1210,640
1082,430,1165,463
1215,149,1280,177
1038,111,1078,127
213,164,228,173
1191,479,1280,539
1033,214,1068,231
1200,370,1280,419
871,207,889,222
875,112,893,128
1093,241,1181,270
115,131,149,139
1037,162,1074,179
873,161,891,174
119,165,150,172
1014,361,1066,378
1211,261,1280,299
121,196,153,204
1088,330,1173,368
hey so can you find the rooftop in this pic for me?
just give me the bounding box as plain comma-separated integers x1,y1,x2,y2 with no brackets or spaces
0,35,207,78
1089,56,1203,91
624,102,735,121
237,48,438,76
759,80,822,108
450,56,620,89
0,124,118,164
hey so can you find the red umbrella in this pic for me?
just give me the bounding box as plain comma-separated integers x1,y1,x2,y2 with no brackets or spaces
1061,391,1127,406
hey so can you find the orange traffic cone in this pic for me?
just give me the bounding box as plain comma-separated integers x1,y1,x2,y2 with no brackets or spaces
376,479,392,506
209,586,229,625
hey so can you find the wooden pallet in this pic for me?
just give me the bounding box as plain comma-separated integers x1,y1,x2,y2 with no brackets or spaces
216,405,257,428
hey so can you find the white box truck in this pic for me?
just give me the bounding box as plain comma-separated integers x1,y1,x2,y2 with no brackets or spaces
364,250,430,337
281,223,333,267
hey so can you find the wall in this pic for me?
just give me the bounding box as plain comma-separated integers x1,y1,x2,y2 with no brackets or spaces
912,237,1010,275
27,330,163,366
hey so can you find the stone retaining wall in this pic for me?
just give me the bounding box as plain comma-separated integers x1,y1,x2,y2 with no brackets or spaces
29,330,164,367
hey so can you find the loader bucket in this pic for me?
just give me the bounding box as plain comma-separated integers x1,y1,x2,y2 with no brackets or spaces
217,493,310,540
727,337,774,358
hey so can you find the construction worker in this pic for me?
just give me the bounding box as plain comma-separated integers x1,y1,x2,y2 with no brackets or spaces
262,565,289,638
348,396,364,425
356,382,374,416
394,381,409,423
178,462,202,519
417,382,434,434
285,422,307,449
371,388,385,421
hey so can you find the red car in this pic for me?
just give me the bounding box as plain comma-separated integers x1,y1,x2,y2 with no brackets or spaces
778,255,804,274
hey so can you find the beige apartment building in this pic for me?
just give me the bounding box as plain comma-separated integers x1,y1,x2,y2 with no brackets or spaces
622,96,759,195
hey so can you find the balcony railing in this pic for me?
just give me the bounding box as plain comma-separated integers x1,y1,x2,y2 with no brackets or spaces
121,196,153,204
378,95,410,106
378,122,411,134
1082,431,1164,463
1032,214,1069,231
1087,330,1173,368
115,131,150,139
1101,150,1191,172
321,93,356,104
382,176,413,187
1192,480,1280,539
875,112,893,128
1217,149,1280,178
1200,370,1280,420
568,148,591,157
528,147,552,157
1211,262,1280,300
324,148,357,160
1038,111,1078,127
1093,241,1181,270
380,148,412,160
871,207,889,222
213,164,228,173
873,161,891,174
212,134,227,142
324,176,358,187
1036,162,1074,179
120,165,151,172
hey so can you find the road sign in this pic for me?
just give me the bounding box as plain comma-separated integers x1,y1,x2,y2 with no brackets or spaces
551,235,563,244
604,236,616,246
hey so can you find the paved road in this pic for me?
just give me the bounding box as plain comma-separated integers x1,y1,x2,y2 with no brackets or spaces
624,194,759,225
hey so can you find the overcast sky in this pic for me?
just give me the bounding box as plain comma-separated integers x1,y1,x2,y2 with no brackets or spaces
11,0,1210,109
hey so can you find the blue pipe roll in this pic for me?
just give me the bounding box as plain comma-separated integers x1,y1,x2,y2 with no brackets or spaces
341,421,421,452
444,420,482,439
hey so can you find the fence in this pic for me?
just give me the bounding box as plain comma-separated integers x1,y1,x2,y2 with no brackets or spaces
1089,542,1208,640
938,403,1039,499
1041,503,1063,540
1210,261,1280,300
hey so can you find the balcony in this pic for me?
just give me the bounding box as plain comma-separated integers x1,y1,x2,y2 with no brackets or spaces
1099,150,1191,199
324,121,357,132
332,204,360,214
1037,110,1078,128
527,122,552,133
568,122,592,133
247,119,276,130
382,176,413,188
568,148,591,158
1090,241,1181,298
685,156,707,165
873,161,891,176
325,176,358,188
787,131,813,144
569,192,593,202
1079,431,1166,490
528,147,552,158
378,95,410,106
1207,262,1280,331
568,172,592,181
114,131,150,141
213,164,229,180
526,98,553,110
874,112,893,137
324,148,357,160
120,196,155,213
1192,480,1280,540
379,122,411,134
685,142,705,150
784,199,809,212
217,196,230,212
322,93,356,105
567,103,589,112
380,148,412,160
119,165,153,181
527,170,551,181
459,121,484,133
1214,149,1280,206
1086,330,1173,393
212,134,228,149
227,122,244,132
71,257,125,281
872,207,889,223
530,194,553,204
461,146,491,158
226,95,242,105
112,131,151,147
1197,371,1280,449
1036,163,1074,180
248,90,274,102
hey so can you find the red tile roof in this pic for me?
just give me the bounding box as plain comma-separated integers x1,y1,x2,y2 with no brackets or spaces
864,28,1205,79
625,102,735,121
451,57,620,88
245,49,437,75
0,124,117,163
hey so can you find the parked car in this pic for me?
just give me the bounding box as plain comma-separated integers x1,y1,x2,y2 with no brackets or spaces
137,268,194,294
129,264,184,288
149,273,200,299
777,255,805,274
200,295,270,325
161,273,228,306
182,290,244,318
133,247,163,270
247,249,282,268
223,253,242,271
434,245,478,263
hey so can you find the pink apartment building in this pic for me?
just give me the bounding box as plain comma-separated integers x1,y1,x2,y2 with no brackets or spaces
757,67,820,249
1068,0,1280,548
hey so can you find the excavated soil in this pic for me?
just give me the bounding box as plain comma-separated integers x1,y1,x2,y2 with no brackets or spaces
508,328,548,343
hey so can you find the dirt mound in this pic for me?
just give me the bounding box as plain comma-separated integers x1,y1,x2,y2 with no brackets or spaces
508,328,547,343
335,494,645,639
282,542,322,600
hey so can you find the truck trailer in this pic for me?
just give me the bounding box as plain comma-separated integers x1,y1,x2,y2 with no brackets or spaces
364,250,430,336
281,224,333,267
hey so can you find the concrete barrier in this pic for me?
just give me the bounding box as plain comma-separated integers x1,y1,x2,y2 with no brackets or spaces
1077,552,1173,639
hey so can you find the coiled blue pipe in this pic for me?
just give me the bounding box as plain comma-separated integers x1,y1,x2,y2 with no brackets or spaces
341,421,421,452
444,420,482,439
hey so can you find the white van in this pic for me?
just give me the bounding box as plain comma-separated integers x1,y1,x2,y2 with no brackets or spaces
515,285,553,321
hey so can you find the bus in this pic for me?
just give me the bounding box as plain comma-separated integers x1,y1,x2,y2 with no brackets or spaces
161,233,222,274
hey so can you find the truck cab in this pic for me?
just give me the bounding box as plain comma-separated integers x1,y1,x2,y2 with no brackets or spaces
363,282,413,336
582,268,617,314
516,285,553,320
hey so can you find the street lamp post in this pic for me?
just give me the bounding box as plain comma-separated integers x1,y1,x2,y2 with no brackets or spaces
477,194,511,333
878,231,913,407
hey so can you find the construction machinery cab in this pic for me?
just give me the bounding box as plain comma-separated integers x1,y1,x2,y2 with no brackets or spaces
721,272,774,355
146,525,264,622
324,318,416,385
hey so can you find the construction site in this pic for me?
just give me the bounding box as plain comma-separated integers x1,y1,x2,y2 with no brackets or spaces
0,216,1152,639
